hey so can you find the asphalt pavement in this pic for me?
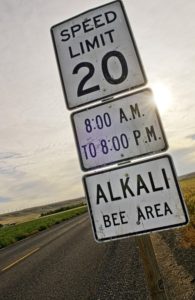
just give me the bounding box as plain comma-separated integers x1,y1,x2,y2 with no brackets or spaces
0,213,149,300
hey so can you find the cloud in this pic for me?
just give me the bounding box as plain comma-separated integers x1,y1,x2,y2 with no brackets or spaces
0,0,195,213
13,179,54,195
0,196,11,203
170,145,195,175
186,134,195,141
0,152,23,160
0,152,26,178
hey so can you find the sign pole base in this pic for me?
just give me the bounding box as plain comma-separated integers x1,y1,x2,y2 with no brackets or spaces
136,234,168,300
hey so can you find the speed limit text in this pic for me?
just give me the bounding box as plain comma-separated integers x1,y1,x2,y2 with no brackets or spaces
60,11,117,58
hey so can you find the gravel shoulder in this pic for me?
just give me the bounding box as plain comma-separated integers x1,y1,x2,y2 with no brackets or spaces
151,229,195,300
93,238,150,300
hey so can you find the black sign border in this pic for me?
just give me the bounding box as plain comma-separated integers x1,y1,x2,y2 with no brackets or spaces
71,88,169,171
83,154,189,243
51,0,147,110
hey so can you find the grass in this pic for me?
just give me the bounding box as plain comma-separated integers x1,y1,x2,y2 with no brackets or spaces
179,176,195,248
0,206,87,249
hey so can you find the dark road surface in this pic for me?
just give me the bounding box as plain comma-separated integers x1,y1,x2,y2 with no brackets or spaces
0,213,149,300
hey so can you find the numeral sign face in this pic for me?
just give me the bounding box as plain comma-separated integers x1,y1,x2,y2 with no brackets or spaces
51,0,147,109
71,89,168,171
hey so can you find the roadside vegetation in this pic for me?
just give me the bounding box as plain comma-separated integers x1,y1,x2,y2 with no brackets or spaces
179,176,195,247
40,202,85,216
0,177,194,249
0,205,87,249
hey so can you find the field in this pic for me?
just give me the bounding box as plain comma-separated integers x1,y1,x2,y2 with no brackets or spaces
0,197,85,225
0,213,40,226
179,176,195,247
0,176,194,249
0,205,87,249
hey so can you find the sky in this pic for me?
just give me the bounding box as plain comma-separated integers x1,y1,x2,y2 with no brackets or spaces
0,0,195,213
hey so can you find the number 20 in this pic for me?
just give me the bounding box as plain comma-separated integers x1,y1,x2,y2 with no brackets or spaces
72,50,128,97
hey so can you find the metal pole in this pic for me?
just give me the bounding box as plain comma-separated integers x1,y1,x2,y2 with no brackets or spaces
136,234,168,300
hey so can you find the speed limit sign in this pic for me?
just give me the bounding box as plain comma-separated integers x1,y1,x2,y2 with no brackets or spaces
51,0,147,109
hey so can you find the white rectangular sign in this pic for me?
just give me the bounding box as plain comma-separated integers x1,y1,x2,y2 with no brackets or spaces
72,89,168,171
83,155,189,242
51,0,146,109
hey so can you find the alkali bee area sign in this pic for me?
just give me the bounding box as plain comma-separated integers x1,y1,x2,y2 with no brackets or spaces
71,89,168,170
83,155,189,242
51,0,146,109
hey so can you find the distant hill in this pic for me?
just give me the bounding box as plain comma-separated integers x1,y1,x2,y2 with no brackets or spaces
17,197,85,215
179,172,195,181
0,197,86,225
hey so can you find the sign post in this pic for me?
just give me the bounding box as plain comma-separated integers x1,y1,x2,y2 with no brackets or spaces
136,235,169,299
51,1,189,299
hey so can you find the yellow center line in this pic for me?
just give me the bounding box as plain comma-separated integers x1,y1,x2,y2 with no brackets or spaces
1,215,88,273
1,247,40,272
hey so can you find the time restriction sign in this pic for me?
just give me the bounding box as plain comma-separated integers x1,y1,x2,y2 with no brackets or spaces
71,89,168,171
51,0,146,109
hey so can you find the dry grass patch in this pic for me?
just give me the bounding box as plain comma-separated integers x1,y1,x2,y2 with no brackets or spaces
179,176,195,248
0,213,40,225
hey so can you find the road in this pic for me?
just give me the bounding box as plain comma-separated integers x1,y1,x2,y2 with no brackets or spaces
0,213,149,300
